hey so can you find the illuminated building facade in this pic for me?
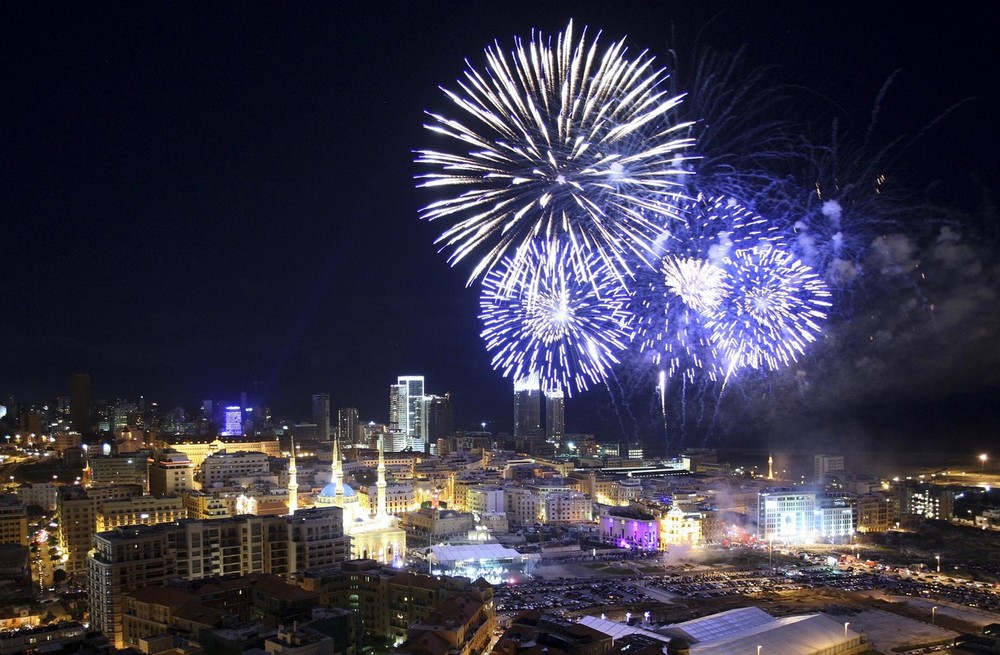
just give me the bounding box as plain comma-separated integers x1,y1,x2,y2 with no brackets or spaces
390,375,426,452
87,509,347,648
221,406,243,436
758,489,815,541
57,484,144,576
95,495,187,532
0,495,27,546
147,450,194,497
653,505,704,548
337,407,360,445
544,491,592,523
599,505,659,551
153,437,281,468
544,388,565,443
315,435,406,563
201,450,270,488
856,492,899,533
513,375,541,437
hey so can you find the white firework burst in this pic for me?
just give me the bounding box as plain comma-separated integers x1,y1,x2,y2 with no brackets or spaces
417,20,695,287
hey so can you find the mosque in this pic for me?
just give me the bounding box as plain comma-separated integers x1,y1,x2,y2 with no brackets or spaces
308,432,407,564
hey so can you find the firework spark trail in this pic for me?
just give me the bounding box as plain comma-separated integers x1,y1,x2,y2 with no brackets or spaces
709,245,832,378
417,20,696,288
479,239,634,394
633,196,783,382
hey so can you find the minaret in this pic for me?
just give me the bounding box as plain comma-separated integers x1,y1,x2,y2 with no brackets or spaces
287,436,299,516
332,435,344,502
376,433,388,520
768,454,774,481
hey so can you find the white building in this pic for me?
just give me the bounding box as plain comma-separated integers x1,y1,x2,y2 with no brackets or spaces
390,375,426,452
201,450,271,489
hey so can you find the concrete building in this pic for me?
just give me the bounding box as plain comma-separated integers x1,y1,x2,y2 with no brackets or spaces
312,393,331,441
599,505,659,551
201,450,271,488
15,482,58,512
57,483,144,576
95,495,187,532
814,453,845,484
544,491,592,524
0,495,27,546
513,375,541,437
295,559,494,647
856,492,899,533
544,388,565,444
398,508,475,546
153,436,281,468
390,376,426,453
337,407,360,445
87,508,348,648
148,449,194,497
88,455,148,487
757,488,819,542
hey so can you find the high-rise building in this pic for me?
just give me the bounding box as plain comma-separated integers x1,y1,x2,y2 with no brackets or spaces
814,454,845,484
389,376,425,452
424,393,453,454
70,373,91,433
312,394,331,441
513,375,541,437
544,388,565,443
337,407,359,445
220,406,243,436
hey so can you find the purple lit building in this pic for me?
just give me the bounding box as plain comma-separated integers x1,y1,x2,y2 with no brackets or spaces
598,505,659,551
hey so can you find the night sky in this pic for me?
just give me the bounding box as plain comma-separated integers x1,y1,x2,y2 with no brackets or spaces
3,3,998,452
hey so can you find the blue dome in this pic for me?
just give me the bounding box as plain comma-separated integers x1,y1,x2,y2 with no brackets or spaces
318,482,356,498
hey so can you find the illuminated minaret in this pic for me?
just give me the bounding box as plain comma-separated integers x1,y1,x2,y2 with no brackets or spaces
332,434,344,502
768,454,774,480
375,434,388,520
287,436,299,515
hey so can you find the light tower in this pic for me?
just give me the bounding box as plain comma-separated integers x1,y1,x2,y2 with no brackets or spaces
376,434,388,520
332,434,344,501
287,436,299,515
768,454,774,480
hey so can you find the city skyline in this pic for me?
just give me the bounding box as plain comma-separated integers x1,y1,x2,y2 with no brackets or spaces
3,4,998,450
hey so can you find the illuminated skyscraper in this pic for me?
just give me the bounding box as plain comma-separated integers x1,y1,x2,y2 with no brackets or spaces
337,407,359,445
221,406,243,436
312,393,331,441
513,375,541,437
544,388,565,443
389,376,425,452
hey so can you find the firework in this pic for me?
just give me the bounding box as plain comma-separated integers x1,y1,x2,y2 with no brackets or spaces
479,240,634,394
708,245,831,377
417,20,695,287
633,196,782,381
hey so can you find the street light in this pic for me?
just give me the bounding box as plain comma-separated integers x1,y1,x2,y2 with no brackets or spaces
932,606,938,625
844,622,850,638
935,555,941,573
980,453,988,472
757,646,762,655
